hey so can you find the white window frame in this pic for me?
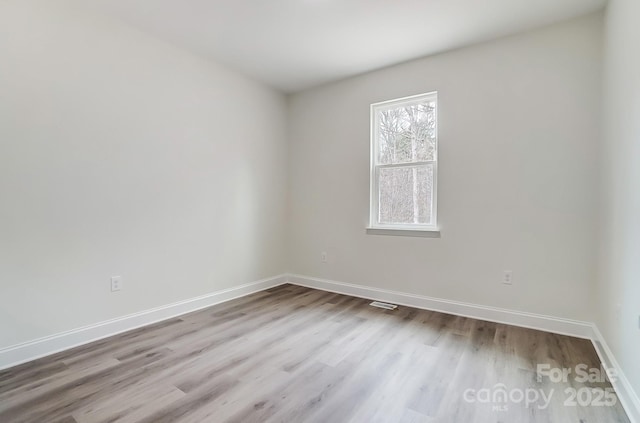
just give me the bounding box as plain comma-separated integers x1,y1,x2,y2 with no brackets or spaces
368,92,439,236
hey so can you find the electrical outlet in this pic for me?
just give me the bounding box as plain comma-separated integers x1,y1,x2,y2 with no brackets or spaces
111,276,122,292
321,252,328,263
502,270,513,285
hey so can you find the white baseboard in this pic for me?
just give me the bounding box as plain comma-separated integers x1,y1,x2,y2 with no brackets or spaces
286,274,594,339
0,274,287,371
591,325,640,423
2,272,637,423
287,273,640,422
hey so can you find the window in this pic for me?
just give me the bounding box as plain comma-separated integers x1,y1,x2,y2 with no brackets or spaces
369,92,438,233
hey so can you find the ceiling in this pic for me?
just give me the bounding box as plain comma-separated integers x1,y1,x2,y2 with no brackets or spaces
84,0,606,93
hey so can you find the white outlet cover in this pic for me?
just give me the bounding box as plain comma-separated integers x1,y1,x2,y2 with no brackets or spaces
111,276,122,292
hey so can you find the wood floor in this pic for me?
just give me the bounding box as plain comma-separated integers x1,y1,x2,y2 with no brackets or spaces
0,284,630,423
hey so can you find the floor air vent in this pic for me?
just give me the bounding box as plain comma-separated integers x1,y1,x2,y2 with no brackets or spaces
369,301,398,310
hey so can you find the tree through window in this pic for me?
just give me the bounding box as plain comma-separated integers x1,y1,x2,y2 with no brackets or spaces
370,92,438,230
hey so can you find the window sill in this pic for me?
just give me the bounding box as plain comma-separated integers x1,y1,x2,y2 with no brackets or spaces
366,227,441,238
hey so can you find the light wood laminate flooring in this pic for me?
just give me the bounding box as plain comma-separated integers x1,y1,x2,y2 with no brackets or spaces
0,284,630,422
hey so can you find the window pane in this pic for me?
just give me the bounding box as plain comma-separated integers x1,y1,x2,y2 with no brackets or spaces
377,101,436,165
378,165,434,225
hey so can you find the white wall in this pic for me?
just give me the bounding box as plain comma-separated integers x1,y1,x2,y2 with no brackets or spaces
0,0,287,349
598,0,640,400
287,13,602,321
